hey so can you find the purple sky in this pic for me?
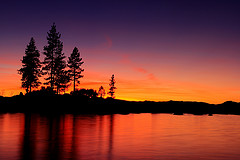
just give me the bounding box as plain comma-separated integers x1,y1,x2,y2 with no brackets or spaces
1,0,240,103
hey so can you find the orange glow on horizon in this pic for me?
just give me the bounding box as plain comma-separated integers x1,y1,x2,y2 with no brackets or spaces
1,49,240,104
2,69,240,104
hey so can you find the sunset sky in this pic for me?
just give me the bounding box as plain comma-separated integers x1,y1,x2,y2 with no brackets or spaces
1,0,240,103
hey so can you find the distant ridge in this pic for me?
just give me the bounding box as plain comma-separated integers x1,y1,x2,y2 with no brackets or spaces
0,95,240,115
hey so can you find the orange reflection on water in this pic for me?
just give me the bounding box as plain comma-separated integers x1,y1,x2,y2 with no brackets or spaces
0,113,25,160
0,113,240,160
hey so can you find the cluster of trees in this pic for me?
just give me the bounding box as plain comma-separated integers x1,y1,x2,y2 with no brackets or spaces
18,23,116,98
97,74,117,98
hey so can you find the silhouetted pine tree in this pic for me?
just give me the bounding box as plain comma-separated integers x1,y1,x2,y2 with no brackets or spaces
68,47,84,92
18,37,41,93
98,86,106,98
108,74,116,98
42,23,69,93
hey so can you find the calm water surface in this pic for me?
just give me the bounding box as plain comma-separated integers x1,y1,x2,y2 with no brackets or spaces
0,113,240,160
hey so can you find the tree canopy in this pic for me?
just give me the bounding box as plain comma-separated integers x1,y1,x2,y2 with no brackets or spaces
68,47,84,92
42,23,69,93
18,37,41,93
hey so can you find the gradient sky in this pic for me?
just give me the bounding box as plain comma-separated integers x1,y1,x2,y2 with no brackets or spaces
1,0,240,103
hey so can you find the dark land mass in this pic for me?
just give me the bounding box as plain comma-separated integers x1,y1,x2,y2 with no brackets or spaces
0,94,240,115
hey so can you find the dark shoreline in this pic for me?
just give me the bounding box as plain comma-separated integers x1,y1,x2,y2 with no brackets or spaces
0,95,240,115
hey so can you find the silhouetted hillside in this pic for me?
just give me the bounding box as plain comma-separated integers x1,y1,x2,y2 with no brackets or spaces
1,94,240,115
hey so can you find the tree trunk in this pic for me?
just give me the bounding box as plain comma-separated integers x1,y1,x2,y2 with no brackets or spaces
73,69,76,92
51,51,54,89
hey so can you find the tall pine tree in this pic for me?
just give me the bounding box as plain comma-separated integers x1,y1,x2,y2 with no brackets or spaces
108,74,116,98
42,23,69,93
18,37,41,93
68,47,84,92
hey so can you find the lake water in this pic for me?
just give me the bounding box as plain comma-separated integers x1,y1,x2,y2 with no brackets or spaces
0,113,240,160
